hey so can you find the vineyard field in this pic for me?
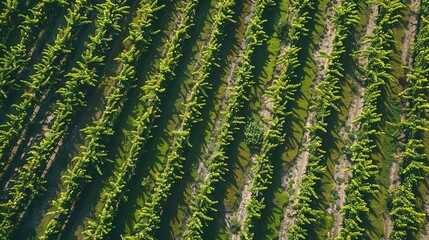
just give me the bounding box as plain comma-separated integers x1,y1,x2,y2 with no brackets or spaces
0,0,428,239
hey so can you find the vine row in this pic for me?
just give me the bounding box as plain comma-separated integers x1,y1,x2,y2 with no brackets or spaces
237,0,315,238
183,0,274,238
287,1,359,239
81,1,198,239
0,0,67,103
0,0,93,176
390,0,429,238
337,0,404,238
125,0,235,239
0,0,128,238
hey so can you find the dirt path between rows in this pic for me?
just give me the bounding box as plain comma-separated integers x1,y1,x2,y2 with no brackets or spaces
330,86,364,238
384,1,420,238
229,154,256,240
329,4,379,238
277,1,341,238
189,2,257,201
228,40,288,237
401,0,420,68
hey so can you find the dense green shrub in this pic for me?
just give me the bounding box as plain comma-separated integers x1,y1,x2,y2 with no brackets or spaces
275,18,291,44
230,216,241,234
244,120,263,151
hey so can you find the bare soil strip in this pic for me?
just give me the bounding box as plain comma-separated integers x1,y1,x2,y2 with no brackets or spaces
232,155,256,238
230,42,287,238
384,0,419,238
190,0,257,197
329,4,379,238
278,1,341,238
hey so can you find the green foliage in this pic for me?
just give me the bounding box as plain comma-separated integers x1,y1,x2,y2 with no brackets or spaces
0,0,67,102
275,18,291,44
37,0,158,239
0,0,95,237
124,1,236,238
183,1,274,239
337,1,404,239
288,0,359,238
0,0,90,175
230,216,241,234
0,0,22,50
244,120,263,151
0,0,423,239
81,1,196,239
389,0,429,238
240,0,315,238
